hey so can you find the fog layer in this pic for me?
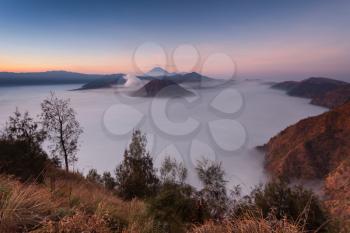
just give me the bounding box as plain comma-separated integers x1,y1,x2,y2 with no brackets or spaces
0,81,326,193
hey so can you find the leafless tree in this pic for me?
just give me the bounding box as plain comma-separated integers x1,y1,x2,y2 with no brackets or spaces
40,92,83,171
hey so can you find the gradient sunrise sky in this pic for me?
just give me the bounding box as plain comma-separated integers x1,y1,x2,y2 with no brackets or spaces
0,0,349,80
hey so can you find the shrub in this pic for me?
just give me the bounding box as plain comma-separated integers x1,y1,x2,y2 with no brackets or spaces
235,180,331,232
115,130,159,200
0,110,50,182
160,156,187,185
86,168,102,184
0,139,49,183
147,183,207,233
102,171,116,191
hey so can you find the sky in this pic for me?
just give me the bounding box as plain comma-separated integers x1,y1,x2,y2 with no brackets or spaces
0,0,349,80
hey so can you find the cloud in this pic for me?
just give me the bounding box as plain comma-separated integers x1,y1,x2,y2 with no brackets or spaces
124,73,141,87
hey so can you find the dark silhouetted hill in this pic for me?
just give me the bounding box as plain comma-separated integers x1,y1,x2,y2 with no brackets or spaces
74,74,126,90
272,77,349,108
131,79,194,97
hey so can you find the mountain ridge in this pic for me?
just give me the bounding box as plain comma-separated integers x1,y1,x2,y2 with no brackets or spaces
131,79,194,97
0,70,125,86
271,77,350,108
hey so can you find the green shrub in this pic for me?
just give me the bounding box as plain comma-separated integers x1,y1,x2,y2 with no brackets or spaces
0,110,50,183
0,139,49,182
147,183,208,233
115,130,159,200
235,180,332,232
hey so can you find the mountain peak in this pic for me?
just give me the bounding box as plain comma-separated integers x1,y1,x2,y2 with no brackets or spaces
146,67,170,76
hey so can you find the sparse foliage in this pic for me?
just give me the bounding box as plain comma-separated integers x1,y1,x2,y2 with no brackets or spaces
196,159,228,220
86,168,102,183
160,156,187,184
102,171,116,191
40,92,83,171
115,130,159,200
2,109,46,145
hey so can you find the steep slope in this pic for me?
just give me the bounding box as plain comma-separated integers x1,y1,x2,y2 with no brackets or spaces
263,102,350,222
264,102,350,180
324,159,350,224
131,79,194,97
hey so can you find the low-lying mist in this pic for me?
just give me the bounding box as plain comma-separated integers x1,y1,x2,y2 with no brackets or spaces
0,80,327,194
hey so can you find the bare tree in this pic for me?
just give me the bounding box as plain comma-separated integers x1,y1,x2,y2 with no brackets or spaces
40,92,83,171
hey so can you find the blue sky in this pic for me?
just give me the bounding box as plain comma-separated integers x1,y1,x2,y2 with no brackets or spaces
0,0,349,80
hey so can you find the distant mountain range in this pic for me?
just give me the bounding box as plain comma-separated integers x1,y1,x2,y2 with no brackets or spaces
272,77,350,108
138,72,211,82
0,67,219,92
0,71,124,86
76,67,215,91
138,67,213,83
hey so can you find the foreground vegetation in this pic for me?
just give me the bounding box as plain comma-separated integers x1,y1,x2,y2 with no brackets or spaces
0,171,335,233
0,94,344,232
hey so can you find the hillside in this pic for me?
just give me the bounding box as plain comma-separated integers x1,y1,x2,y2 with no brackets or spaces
271,81,299,91
131,79,194,97
272,77,349,108
0,172,307,233
311,85,350,108
74,74,126,90
263,101,350,222
0,171,147,233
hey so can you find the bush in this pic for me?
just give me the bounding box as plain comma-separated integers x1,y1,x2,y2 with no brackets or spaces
0,139,49,183
86,168,102,184
235,180,331,232
147,183,207,233
0,110,50,182
102,172,116,191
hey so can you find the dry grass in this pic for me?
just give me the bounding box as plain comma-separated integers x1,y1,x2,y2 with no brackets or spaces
0,176,53,232
0,171,312,233
0,170,149,233
189,217,303,233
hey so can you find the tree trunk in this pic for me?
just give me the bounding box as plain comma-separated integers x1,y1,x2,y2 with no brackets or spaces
64,151,69,172
59,120,69,172
60,134,69,171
